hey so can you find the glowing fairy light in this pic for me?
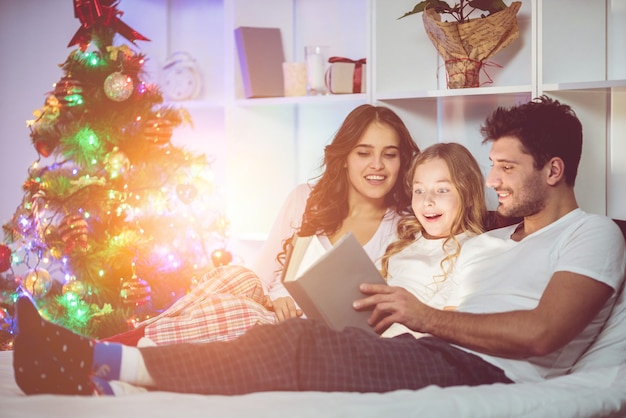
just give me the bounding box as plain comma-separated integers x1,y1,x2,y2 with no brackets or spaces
65,94,84,106
136,82,147,94
75,127,100,150
10,253,20,265
85,52,100,66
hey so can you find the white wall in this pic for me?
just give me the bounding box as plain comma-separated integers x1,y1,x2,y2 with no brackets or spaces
0,0,75,226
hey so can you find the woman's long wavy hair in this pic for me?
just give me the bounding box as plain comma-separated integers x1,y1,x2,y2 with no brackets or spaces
380,142,487,282
277,104,420,267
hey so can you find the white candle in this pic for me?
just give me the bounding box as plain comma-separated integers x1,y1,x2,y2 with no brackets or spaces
305,46,328,95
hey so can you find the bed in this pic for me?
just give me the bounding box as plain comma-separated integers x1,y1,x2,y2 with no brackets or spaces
1,350,625,418
2,288,626,418
2,220,625,418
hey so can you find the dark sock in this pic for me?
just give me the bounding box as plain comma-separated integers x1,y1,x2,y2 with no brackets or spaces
13,333,95,395
15,296,95,374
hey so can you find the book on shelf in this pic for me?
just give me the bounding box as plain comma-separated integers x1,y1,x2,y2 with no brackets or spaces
281,232,386,335
234,26,285,98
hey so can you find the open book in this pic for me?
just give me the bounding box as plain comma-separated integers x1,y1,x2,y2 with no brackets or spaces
281,233,386,335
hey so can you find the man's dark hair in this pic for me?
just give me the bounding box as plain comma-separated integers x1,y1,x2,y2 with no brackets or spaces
481,96,583,186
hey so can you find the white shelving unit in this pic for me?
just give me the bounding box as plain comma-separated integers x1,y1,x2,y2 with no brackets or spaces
373,0,625,218
133,0,626,240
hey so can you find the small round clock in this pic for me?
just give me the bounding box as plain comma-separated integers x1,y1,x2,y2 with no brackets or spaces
161,52,202,101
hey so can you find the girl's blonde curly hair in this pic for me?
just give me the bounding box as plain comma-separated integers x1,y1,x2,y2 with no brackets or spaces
380,142,487,283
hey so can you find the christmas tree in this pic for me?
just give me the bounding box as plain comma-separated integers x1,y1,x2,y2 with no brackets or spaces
0,0,230,346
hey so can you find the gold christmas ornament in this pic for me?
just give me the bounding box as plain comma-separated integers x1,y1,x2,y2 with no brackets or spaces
104,147,130,179
49,246,63,259
103,72,134,101
22,268,53,297
62,278,86,296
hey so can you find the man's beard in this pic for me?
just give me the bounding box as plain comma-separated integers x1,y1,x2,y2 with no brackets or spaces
497,176,546,218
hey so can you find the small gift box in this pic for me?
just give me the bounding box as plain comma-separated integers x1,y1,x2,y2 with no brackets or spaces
325,57,366,94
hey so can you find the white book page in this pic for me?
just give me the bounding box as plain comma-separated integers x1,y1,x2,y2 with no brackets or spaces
296,235,327,278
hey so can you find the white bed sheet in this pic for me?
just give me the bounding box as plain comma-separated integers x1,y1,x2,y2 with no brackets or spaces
1,350,625,418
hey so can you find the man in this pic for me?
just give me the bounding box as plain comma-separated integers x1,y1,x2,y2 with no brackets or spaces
13,96,626,395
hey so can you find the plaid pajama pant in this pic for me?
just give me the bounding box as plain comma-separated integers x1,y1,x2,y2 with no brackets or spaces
140,318,513,395
127,265,277,345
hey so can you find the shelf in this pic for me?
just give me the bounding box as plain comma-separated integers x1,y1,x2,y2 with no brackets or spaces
542,79,626,93
375,85,533,101
234,93,367,107
165,99,225,109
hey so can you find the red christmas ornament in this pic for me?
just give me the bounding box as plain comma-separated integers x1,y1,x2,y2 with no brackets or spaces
34,140,53,158
211,248,233,267
0,245,11,273
58,214,89,254
54,76,83,106
144,118,174,144
120,274,152,307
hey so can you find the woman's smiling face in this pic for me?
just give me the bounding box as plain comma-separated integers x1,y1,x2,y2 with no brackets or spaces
345,121,401,203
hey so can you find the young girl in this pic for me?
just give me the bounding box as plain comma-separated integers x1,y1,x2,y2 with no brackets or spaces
380,142,486,337
106,104,420,345
14,142,490,396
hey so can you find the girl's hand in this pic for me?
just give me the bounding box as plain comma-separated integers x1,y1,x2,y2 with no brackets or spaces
267,296,303,321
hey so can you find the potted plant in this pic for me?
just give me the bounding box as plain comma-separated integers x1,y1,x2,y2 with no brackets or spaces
399,0,522,89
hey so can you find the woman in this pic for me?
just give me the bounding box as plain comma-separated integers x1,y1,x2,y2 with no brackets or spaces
106,104,420,345
13,142,491,396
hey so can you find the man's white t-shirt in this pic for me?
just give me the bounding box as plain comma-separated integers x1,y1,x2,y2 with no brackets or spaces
446,209,626,382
